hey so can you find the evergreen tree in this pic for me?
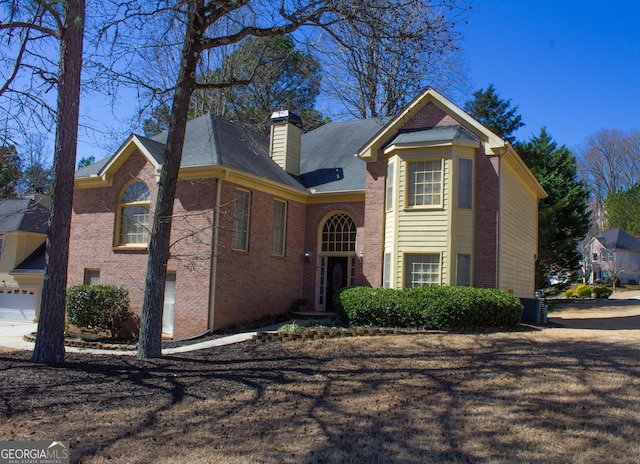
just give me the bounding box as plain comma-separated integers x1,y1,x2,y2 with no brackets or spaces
0,146,22,198
604,185,640,238
464,84,524,143
516,128,590,287
77,156,95,169
191,35,328,135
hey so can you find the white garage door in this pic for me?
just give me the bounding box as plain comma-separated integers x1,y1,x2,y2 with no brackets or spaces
0,290,38,322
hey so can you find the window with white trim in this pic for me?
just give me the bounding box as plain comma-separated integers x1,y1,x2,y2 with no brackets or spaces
386,161,394,210
232,190,250,251
321,213,356,252
407,160,442,207
118,181,150,245
383,253,392,288
456,254,471,286
458,158,473,209
272,199,287,256
404,253,440,287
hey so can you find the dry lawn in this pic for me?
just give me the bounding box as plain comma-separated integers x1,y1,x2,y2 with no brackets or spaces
1,305,640,463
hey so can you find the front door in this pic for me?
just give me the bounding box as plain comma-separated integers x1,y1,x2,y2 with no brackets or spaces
326,257,348,311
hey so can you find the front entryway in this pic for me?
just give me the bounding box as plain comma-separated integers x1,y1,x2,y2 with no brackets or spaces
326,257,348,311
316,212,358,311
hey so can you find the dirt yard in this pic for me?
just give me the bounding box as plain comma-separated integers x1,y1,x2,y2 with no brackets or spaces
1,298,640,463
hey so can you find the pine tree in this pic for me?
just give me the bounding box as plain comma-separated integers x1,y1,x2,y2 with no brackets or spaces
516,128,590,287
464,84,524,143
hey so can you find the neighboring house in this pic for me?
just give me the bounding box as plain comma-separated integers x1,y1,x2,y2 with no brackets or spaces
69,88,546,339
0,194,49,322
584,229,640,284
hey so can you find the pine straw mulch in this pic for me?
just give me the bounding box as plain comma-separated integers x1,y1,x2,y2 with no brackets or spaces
1,323,640,464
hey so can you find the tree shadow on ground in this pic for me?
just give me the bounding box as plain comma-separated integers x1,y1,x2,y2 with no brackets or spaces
0,332,639,463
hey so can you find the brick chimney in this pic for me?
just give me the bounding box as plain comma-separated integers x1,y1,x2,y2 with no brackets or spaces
269,110,303,176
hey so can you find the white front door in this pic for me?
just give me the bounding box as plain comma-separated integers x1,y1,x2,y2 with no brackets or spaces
162,273,176,336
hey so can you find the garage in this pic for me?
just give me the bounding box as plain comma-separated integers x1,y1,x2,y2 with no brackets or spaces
0,289,38,322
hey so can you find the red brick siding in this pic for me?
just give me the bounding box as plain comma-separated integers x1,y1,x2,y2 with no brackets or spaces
403,102,458,129
474,148,500,288
363,150,386,288
68,151,218,339
302,201,366,310
211,182,306,329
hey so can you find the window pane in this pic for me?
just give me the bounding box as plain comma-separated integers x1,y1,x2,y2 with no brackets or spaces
232,190,250,250
118,182,150,245
272,200,286,256
404,254,440,288
408,161,442,207
456,254,471,286
386,162,394,210
321,213,356,253
458,159,473,209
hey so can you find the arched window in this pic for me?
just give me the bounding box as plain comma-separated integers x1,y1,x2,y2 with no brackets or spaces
118,181,150,245
321,213,356,252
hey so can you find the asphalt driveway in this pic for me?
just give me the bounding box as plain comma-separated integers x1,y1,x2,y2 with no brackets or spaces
548,291,640,330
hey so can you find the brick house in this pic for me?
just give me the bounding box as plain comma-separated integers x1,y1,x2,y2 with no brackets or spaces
69,88,546,339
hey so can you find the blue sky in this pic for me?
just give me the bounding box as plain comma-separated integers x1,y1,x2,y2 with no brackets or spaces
76,0,640,159
459,0,640,151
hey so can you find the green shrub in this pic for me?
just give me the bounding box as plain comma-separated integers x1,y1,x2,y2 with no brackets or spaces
563,289,575,298
335,286,523,329
66,285,131,338
592,286,613,299
575,284,592,298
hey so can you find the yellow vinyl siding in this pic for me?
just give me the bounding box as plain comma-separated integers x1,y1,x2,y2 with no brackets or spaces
394,154,450,287
500,157,538,297
450,153,475,285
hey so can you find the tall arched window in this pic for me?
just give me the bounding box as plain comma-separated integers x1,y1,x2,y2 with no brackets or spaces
118,181,150,245
321,213,356,252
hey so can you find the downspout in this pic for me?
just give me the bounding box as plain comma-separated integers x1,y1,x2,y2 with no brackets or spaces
495,143,510,291
208,169,228,330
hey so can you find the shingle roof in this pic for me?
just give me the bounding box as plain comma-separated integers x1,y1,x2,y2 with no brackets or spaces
0,197,49,234
389,125,481,145
300,118,390,193
598,229,640,251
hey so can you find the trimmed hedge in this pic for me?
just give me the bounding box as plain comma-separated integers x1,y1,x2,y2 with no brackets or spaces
66,285,131,338
335,286,523,329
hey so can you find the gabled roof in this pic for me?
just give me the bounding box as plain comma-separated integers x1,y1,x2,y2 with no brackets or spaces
356,87,506,162
76,114,306,193
596,229,640,251
0,197,49,234
10,242,45,275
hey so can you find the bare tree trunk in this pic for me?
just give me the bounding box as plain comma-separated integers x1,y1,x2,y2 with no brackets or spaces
32,0,85,364
137,0,203,358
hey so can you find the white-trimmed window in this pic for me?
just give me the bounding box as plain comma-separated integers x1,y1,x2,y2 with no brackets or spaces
321,213,356,252
272,199,287,256
118,181,150,246
407,160,443,207
386,161,395,210
456,254,471,286
404,253,440,287
383,253,392,288
232,189,251,251
458,158,473,209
